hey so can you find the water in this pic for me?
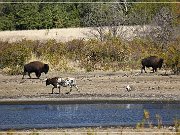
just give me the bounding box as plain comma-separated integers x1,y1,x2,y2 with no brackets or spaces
0,103,179,130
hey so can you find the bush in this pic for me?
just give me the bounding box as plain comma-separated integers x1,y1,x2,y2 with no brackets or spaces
0,43,31,75
164,38,180,74
0,37,179,74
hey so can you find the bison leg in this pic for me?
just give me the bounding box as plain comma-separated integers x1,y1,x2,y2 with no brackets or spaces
141,66,147,73
22,72,26,79
154,68,157,72
28,73,32,78
152,67,157,73
35,72,41,79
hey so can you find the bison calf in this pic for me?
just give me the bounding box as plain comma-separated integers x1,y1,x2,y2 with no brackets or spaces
45,77,79,94
22,61,49,79
141,56,164,73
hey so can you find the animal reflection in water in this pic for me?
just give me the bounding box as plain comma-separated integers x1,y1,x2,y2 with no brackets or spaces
45,77,79,94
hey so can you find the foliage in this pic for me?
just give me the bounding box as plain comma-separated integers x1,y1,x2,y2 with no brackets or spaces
128,0,172,25
156,114,162,129
174,118,180,132
0,1,179,31
39,4,54,29
136,110,159,129
0,35,179,74
0,42,31,74
164,38,180,74
14,3,41,30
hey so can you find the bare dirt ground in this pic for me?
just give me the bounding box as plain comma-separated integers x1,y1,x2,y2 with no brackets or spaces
0,70,179,134
0,69,179,101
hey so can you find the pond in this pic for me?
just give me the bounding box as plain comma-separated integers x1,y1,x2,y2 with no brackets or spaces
0,103,179,130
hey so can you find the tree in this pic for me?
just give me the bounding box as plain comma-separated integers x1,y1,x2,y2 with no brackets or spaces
51,4,66,28
39,4,54,29
150,7,174,49
63,3,80,28
0,3,15,30
14,3,41,30
82,2,128,41
126,0,179,44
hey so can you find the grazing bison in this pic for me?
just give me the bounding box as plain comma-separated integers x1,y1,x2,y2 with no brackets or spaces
22,61,49,79
141,56,164,73
45,77,79,94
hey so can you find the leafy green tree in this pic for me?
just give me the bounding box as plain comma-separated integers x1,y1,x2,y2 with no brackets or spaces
39,3,80,29
51,3,80,28
128,0,175,25
76,3,91,27
51,4,66,28
0,3,15,30
63,3,80,27
39,4,54,29
0,0,179,32
13,3,41,30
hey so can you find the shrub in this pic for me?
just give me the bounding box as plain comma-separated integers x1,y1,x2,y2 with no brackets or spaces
0,43,31,75
164,38,180,74
0,36,179,74
128,38,163,69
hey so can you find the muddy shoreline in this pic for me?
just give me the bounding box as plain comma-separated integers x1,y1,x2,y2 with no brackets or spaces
0,96,179,105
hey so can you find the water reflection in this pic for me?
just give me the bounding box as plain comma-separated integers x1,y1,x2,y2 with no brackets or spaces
0,103,179,130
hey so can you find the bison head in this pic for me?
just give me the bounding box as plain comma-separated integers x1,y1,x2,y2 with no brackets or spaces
158,58,164,69
44,64,49,74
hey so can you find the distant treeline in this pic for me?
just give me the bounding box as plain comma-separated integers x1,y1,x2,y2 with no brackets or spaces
0,0,179,31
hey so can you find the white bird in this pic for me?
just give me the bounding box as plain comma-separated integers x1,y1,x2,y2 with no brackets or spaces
126,85,131,92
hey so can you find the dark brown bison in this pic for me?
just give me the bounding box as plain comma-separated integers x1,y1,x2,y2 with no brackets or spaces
22,61,49,79
141,56,164,73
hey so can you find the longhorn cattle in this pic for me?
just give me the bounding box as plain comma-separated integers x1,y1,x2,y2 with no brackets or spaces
45,77,79,94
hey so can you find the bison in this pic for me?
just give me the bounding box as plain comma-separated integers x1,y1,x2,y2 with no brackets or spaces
141,56,164,73
22,61,49,79
45,77,79,94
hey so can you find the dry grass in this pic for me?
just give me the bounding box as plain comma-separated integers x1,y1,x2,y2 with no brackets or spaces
0,26,155,43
